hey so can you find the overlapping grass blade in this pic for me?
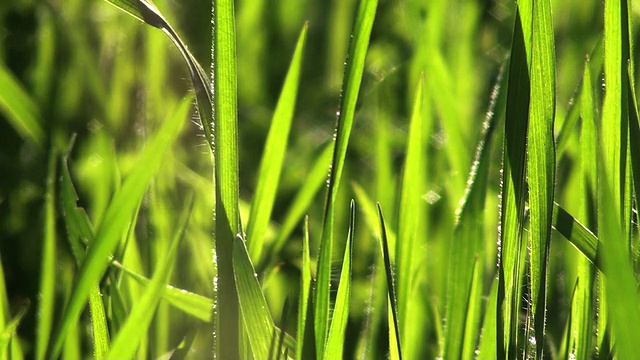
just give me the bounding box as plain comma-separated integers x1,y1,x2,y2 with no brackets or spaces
36,150,57,360
0,301,29,355
247,24,308,263
376,204,402,360
296,217,311,360
324,201,355,359
497,2,532,356
233,235,284,360
49,96,191,358
443,64,502,360
395,77,424,354
107,196,193,359
526,0,556,354
314,0,378,356
0,62,44,147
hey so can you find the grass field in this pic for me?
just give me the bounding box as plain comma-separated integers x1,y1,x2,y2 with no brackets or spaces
1,0,639,358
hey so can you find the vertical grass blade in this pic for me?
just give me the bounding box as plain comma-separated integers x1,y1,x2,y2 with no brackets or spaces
296,217,312,360
526,0,556,355
36,150,57,360
497,3,532,356
395,77,424,355
444,66,503,360
0,63,44,147
323,201,355,360
246,24,308,262
376,204,402,360
107,196,194,359
211,0,242,357
49,97,191,359
314,0,378,356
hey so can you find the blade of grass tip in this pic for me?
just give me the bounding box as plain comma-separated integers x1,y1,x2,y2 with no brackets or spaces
376,204,402,360
49,96,191,359
314,0,378,356
395,76,424,358
296,217,311,360
497,2,532,357
324,201,355,360
0,62,44,147
247,24,308,263
443,62,504,360
108,196,194,359
36,150,57,360
527,0,557,355
233,234,280,360
0,300,29,356
212,0,243,357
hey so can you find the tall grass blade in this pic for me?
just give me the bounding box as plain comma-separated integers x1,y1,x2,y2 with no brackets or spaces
376,204,402,360
247,24,308,263
212,0,242,357
444,65,503,360
108,196,194,359
526,0,556,355
49,97,191,358
296,217,311,360
36,150,57,360
324,201,355,360
314,0,378,356
395,76,424,355
497,2,532,356
0,63,44,147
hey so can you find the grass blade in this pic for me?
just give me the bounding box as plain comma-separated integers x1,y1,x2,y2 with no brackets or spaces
49,96,191,358
246,24,308,263
497,3,531,356
0,62,44,147
395,76,424,355
314,0,378,356
233,235,280,360
0,301,29,356
35,150,57,360
526,0,556,355
296,217,311,360
107,196,193,359
376,204,402,360
324,201,355,359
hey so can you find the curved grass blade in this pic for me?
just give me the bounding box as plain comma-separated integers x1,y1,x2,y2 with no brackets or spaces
0,301,29,355
324,201,355,360
36,150,57,360
233,235,283,360
0,63,44,147
497,3,532,356
49,96,191,359
395,77,424,354
376,204,402,360
526,0,556,355
296,217,311,360
247,24,308,263
443,65,503,360
314,0,378,355
107,196,194,359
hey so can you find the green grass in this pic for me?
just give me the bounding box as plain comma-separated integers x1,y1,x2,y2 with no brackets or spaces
2,0,640,359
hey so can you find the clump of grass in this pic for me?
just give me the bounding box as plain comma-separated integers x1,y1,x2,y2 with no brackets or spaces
1,0,640,359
